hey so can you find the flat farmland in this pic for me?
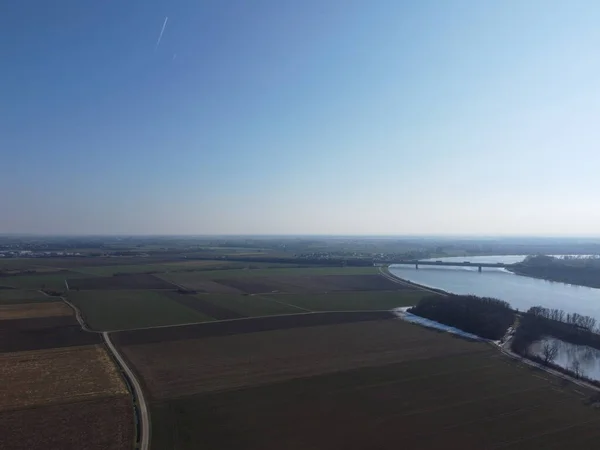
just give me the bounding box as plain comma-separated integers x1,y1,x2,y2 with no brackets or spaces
159,270,402,295
0,289,50,304
158,266,378,286
0,345,127,409
67,273,176,290
260,290,428,311
0,310,102,352
0,345,133,450
1,273,88,290
150,353,600,450
71,260,235,276
0,301,72,320
164,292,246,320
69,290,214,331
117,318,489,399
187,291,427,317
116,318,600,450
0,396,133,450
189,293,304,317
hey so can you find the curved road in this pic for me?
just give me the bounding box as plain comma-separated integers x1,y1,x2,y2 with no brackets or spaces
41,288,150,450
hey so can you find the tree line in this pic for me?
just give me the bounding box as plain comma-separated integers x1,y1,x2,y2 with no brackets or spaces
511,306,600,355
408,295,515,340
511,255,600,289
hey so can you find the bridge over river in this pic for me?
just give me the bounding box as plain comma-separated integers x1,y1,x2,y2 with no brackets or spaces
391,260,514,272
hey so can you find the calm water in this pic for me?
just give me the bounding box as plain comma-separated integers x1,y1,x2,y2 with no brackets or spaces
529,337,600,382
389,255,600,322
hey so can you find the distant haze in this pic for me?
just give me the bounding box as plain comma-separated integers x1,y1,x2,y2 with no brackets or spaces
3,1,600,235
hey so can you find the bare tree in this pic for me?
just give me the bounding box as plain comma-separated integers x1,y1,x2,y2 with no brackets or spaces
570,359,582,378
541,341,559,365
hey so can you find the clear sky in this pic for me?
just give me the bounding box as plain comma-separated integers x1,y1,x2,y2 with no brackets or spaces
2,1,600,235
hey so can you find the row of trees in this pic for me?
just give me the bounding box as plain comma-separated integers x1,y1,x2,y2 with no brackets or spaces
512,255,600,288
511,306,600,355
527,306,597,332
408,295,515,340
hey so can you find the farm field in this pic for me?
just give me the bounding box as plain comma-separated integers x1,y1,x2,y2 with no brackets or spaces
158,266,378,284
0,288,51,304
0,395,133,450
188,293,304,317
212,273,403,294
115,318,600,450
0,345,127,409
0,301,72,320
117,318,486,399
0,345,133,450
0,303,102,352
67,273,176,290
260,290,427,312
180,290,426,318
159,270,399,295
0,272,89,290
69,290,214,331
71,260,237,276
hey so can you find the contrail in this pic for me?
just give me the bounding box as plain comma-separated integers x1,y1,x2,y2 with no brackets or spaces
155,16,168,50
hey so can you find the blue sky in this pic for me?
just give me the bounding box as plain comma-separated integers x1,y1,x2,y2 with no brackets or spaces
2,1,600,235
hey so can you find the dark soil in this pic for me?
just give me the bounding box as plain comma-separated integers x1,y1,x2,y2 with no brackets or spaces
113,311,394,346
213,274,406,294
68,274,176,290
0,395,133,450
164,292,244,320
0,316,101,352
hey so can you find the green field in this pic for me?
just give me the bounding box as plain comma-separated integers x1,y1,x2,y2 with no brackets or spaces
71,261,305,277
68,290,214,331
261,290,427,312
194,294,303,316
0,289,51,304
193,291,424,317
70,261,236,276
1,273,92,290
159,266,377,284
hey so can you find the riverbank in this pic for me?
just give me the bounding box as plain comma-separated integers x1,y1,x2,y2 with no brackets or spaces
380,266,450,296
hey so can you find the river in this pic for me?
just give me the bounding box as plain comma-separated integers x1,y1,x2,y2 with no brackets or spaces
389,255,600,322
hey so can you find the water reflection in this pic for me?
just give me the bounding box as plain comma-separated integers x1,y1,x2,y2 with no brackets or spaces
389,255,600,323
528,337,600,382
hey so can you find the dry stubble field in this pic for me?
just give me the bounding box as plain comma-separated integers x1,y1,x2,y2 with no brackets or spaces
0,345,133,450
116,316,600,450
0,301,72,320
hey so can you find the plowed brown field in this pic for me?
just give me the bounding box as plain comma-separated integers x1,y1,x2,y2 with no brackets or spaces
0,395,133,450
119,318,486,399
